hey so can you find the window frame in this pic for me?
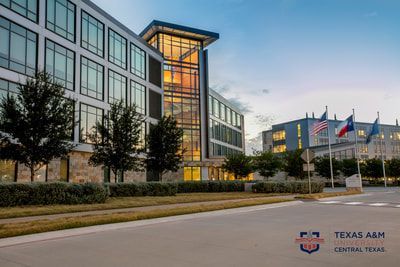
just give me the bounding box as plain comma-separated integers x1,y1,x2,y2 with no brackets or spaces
130,42,146,80
79,102,104,143
80,55,104,101
108,27,127,70
45,0,76,43
108,69,127,105
0,0,39,23
80,9,104,58
130,79,146,115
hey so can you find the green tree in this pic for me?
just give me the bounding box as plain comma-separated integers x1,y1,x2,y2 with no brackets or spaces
89,100,144,183
314,157,341,179
282,149,305,179
253,151,282,180
145,116,183,181
222,153,253,179
341,158,359,177
386,158,400,185
0,72,75,182
363,158,384,181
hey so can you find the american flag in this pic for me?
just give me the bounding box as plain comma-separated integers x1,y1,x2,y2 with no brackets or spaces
310,112,328,136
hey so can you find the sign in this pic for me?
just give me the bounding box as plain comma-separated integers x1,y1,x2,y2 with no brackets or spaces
294,231,325,254
303,163,315,172
346,174,362,188
301,149,315,162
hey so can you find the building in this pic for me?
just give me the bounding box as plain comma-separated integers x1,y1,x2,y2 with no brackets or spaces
140,21,245,181
262,116,400,160
0,0,163,182
0,1,245,182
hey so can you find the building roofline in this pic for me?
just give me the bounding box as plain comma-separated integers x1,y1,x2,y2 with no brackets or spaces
209,88,243,114
81,0,162,57
139,20,219,47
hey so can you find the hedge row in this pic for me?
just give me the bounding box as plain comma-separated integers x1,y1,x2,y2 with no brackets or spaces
252,181,324,194
176,181,246,193
0,182,108,207
106,182,177,197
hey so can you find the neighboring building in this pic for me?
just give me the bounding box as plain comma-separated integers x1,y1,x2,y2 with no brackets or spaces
262,116,400,160
140,21,245,181
0,0,163,182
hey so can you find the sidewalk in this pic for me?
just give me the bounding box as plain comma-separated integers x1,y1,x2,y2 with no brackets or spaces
0,195,296,225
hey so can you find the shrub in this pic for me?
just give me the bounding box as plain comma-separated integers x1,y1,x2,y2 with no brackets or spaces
252,181,324,194
107,182,177,197
0,182,108,207
176,181,246,193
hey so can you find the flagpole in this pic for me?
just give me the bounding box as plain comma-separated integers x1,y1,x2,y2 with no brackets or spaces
326,106,334,188
377,112,387,187
352,109,362,188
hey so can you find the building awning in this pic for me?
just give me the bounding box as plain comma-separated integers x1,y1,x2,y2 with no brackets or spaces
140,20,219,47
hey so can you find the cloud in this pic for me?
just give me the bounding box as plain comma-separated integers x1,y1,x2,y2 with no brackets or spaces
261,89,270,94
210,84,231,94
226,97,252,114
364,11,378,17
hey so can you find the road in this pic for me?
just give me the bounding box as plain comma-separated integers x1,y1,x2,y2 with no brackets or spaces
0,189,399,267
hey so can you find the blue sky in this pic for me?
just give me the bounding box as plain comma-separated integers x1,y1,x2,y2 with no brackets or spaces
92,0,400,151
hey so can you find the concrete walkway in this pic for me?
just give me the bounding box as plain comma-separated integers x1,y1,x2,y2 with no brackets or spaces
0,195,296,224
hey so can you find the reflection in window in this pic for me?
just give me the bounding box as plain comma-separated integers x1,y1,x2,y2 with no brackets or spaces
130,80,145,114
108,29,126,69
130,43,146,79
81,56,103,100
46,0,75,42
1,0,38,22
81,10,104,57
80,103,103,143
0,78,19,99
0,16,37,75
45,39,75,91
108,70,127,105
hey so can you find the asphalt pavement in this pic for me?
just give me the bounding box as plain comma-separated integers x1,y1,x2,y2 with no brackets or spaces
0,188,399,267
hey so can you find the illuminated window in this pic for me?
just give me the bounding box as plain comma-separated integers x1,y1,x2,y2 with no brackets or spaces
357,129,366,138
60,158,69,182
273,144,286,153
272,130,286,141
391,131,400,140
184,167,201,181
297,124,301,137
298,139,302,149
0,160,16,182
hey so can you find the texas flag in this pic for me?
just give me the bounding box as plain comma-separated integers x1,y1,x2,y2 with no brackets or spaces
337,115,355,137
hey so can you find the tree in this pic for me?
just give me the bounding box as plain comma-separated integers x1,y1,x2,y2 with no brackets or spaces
145,116,183,181
253,151,281,180
363,158,384,181
89,100,144,183
282,149,305,179
222,153,253,179
0,72,75,182
386,158,400,185
341,158,359,177
314,157,341,179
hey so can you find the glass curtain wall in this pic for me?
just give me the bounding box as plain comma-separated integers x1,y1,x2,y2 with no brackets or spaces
149,33,201,165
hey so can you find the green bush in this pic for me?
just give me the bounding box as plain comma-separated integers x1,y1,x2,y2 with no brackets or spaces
106,182,177,197
176,181,246,193
0,182,108,207
252,181,324,194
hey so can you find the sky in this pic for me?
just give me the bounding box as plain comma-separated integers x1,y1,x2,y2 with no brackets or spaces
92,0,400,153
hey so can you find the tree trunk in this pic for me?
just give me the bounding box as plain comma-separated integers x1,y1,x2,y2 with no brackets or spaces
114,171,117,183
159,172,162,182
30,166,35,182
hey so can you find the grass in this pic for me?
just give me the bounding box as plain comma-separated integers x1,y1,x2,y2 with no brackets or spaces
295,191,362,200
0,192,290,220
0,198,292,239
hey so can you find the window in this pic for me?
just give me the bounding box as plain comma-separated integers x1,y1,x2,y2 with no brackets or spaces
130,80,145,114
60,158,69,182
149,90,161,119
45,39,74,91
80,103,103,143
213,97,219,118
46,0,75,42
0,16,37,75
108,29,127,69
391,131,400,141
273,144,286,153
357,129,366,138
0,160,16,182
0,78,19,99
220,103,225,121
81,10,104,57
108,70,126,104
148,56,161,87
272,130,286,141
0,0,38,22
80,56,103,100
184,167,201,181
130,43,145,79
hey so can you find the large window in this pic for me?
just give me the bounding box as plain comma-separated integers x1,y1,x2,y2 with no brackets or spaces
108,29,126,69
80,56,103,100
0,16,37,75
130,43,145,79
0,0,38,22
108,70,126,104
0,160,16,182
46,0,75,42
272,130,286,141
0,78,19,99
45,39,74,91
80,103,103,143
81,10,104,57
130,80,145,114
184,167,200,181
